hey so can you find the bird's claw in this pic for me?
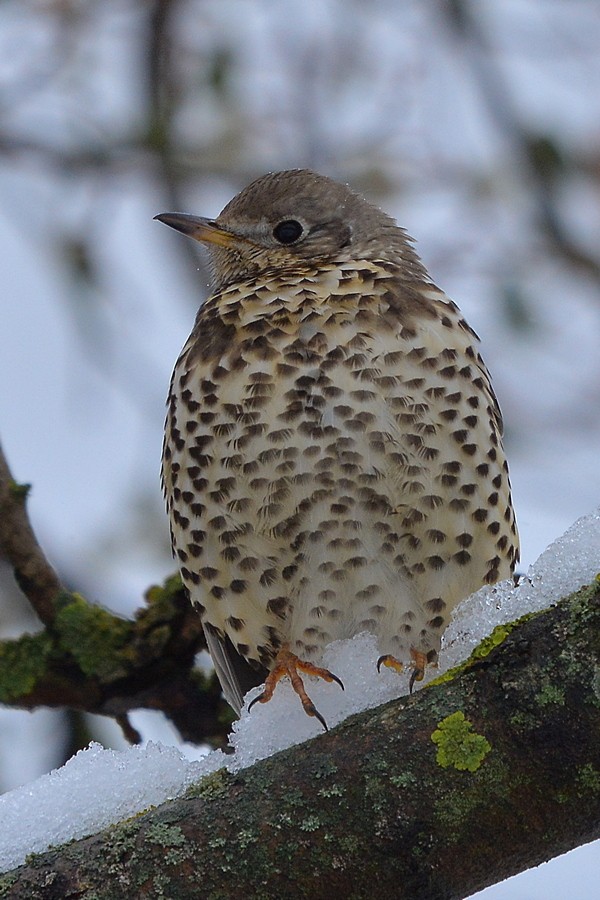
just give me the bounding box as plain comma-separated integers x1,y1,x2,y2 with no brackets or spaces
377,648,427,693
247,647,343,731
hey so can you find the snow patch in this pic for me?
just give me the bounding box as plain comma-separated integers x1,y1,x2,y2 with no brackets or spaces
440,507,600,670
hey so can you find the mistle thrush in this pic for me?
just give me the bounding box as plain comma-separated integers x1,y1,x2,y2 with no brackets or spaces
157,169,519,727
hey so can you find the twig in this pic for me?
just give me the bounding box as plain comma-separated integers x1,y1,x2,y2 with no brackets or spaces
0,441,61,625
442,0,600,285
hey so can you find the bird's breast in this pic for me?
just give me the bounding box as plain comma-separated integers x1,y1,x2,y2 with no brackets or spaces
162,264,518,668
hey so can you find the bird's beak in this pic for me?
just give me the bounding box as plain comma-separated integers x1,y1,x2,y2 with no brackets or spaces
154,213,237,248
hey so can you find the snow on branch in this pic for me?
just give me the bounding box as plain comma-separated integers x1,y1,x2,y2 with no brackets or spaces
1,579,599,898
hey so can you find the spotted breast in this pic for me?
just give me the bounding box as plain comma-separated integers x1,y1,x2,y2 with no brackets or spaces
158,169,519,723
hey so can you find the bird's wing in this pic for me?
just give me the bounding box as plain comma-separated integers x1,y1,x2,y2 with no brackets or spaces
204,628,267,714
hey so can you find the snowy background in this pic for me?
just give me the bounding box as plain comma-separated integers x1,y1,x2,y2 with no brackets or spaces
1,1,599,894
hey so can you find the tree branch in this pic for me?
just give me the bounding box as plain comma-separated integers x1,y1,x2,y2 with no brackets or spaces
0,445,231,746
0,442,62,625
2,581,598,899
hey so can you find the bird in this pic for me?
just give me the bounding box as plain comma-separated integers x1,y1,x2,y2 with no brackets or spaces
156,169,519,729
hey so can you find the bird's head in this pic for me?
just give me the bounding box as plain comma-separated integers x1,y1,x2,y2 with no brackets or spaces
155,169,425,291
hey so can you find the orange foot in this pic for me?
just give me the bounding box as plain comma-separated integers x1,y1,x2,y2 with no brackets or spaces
377,648,428,693
247,647,344,730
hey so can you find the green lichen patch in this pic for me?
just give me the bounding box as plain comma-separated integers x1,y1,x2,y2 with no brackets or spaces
54,593,132,680
145,823,192,867
0,870,19,896
536,681,566,707
576,763,600,796
389,771,418,789
431,711,491,773
317,783,345,798
185,767,231,800
145,823,186,848
142,573,185,619
469,622,516,661
427,611,540,690
0,632,54,702
136,574,197,660
299,815,322,832
567,579,600,643
8,479,31,501
313,757,339,779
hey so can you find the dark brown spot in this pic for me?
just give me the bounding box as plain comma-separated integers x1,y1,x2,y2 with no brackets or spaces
220,546,239,563
451,429,469,444
440,474,458,487
425,597,446,612
266,597,289,617
443,461,462,473
453,550,471,565
260,568,278,586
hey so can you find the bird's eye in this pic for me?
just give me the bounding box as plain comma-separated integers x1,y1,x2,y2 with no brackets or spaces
272,219,304,244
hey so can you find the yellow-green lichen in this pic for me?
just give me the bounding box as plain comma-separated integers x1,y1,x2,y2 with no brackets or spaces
431,711,491,772
143,573,185,618
185,767,231,800
427,613,539,689
8,479,31,500
469,622,516,661
54,593,132,680
0,632,53,701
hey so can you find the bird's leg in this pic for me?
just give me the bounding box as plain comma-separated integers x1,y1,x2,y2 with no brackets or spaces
248,646,344,731
377,648,428,693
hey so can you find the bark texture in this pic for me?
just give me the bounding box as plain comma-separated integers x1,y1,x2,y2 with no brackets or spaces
1,580,599,900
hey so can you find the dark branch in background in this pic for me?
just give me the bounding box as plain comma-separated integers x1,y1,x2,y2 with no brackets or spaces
2,582,599,899
146,0,212,287
442,0,600,286
0,443,61,626
0,443,231,747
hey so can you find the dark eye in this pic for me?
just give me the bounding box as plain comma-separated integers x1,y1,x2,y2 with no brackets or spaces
273,219,304,244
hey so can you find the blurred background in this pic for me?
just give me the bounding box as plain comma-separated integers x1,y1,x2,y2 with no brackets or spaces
1,1,599,895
